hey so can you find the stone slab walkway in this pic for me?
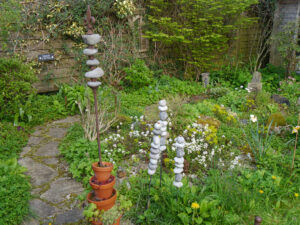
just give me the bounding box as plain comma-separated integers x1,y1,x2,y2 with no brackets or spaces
19,116,86,225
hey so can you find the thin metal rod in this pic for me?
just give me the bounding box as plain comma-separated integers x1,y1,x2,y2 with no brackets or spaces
93,88,103,167
147,175,152,209
160,155,163,187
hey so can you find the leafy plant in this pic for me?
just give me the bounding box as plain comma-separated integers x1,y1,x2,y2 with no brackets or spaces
0,57,37,120
124,59,154,89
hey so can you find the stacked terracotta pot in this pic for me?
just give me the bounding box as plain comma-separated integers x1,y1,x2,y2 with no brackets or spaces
82,6,118,225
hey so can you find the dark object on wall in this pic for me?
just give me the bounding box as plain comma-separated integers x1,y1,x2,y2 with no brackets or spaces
38,53,55,62
271,94,290,106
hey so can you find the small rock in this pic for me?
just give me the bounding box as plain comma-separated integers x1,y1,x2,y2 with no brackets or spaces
29,199,56,218
54,208,84,225
85,67,104,79
87,59,100,66
82,34,101,45
83,48,98,56
271,94,290,106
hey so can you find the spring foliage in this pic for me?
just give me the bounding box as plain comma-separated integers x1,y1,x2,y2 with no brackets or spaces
146,0,258,76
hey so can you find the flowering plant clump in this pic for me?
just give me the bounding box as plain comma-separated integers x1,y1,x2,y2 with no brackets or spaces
170,121,236,173
114,0,136,19
212,104,237,124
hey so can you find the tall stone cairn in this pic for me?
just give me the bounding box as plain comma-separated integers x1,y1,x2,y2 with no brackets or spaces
173,136,185,188
82,6,103,88
148,121,162,175
158,100,168,153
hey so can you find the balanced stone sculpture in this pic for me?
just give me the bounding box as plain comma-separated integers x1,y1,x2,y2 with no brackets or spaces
148,122,162,175
173,136,185,188
158,100,168,153
248,71,262,92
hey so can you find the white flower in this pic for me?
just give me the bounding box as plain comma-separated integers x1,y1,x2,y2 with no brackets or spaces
240,85,243,88
250,115,257,123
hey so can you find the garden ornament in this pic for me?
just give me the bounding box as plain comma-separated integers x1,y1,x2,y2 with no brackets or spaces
83,5,104,166
159,99,168,186
201,72,210,88
173,136,185,188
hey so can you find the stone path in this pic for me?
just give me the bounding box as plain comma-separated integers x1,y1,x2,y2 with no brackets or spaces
19,116,86,225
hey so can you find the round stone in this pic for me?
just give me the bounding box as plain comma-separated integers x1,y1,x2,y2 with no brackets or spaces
148,163,157,170
150,148,160,154
175,163,184,168
153,136,160,145
86,59,100,66
85,67,104,79
82,34,101,45
177,150,185,158
153,129,161,135
173,181,183,188
150,153,160,160
161,131,168,137
150,159,158,165
160,137,166,146
161,126,167,132
174,167,183,174
154,122,162,130
148,169,156,175
151,142,160,149
83,48,98,56
160,146,166,151
158,105,168,111
159,99,167,106
174,157,184,164
175,173,183,182
175,143,185,149
160,112,168,120
176,136,185,144
87,81,101,88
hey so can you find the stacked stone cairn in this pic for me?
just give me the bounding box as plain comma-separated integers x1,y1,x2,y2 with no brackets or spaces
82,7,103,89
173,136,185,188
148,121,162,175
158,100,168,153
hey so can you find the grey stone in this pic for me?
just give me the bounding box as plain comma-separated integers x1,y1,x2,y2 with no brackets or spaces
48,127,68,139
87,81,101,88
31,187,43,195
239,119,248,125
28,136,43,146
201,72,210,87
174,167,183,174
32,127,43,136
175,173,183,182
18,157,57,186
21,218,40,225
43,157,59,165
159,112,168,120
175,163,184,168
148,163,157,170
151,142,160,149
55,208,84,225
83,48,98,56
159,99,167,106
149,153,160,160
251,71,261,83
52,116,80,124
20,146,31,157
176,136,185,144
177,150,185,158
150,148,160,154
248,71,262,92
158,105,168,111
41,177,83,203
154,122,162,130
271,94,290,106
160,137,166,146
30,199,56,218
36,142,59,157
85,67,104,78
160,146,166,151
82,34,101,45
152,129,161,135
153,135,160,145
87,59,100,66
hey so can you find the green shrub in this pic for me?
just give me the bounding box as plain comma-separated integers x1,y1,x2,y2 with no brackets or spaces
0,57,37,120
124,59,154,89
0,122,28,160
267,112,286,127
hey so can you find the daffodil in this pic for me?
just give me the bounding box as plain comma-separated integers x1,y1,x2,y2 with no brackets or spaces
292,126,300,134
272,175,277,180
259,190,264,194
295,193,299,198
191,202,200,209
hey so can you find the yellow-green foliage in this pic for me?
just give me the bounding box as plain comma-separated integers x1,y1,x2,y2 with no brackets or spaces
212,104,237,125
267,113,286,127
187,124,218,145
197,115,221,129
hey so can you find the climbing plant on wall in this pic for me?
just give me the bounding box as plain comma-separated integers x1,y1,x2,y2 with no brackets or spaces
146,0,258,79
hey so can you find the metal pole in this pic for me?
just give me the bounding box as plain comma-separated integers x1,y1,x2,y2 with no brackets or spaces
93,88,102,166
147,175,152,209
160,155,163,187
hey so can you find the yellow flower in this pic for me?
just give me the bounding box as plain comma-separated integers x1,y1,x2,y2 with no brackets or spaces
272,175,277,180
295,193,299,198
191,202,200,209
259,190,264,194
292,126,300,134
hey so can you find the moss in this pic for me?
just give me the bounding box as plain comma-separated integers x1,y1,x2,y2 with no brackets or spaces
267,113,286,127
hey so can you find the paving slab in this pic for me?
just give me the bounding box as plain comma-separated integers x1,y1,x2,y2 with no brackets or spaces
43,157,59,165
18,157,58,186
28,136,43,146
47,127,68,139
41,177,84,204
36,141,60,157
20,146,32,157
21,218,40,225
55,208,84,224
30,199,57,218
52,116,80,124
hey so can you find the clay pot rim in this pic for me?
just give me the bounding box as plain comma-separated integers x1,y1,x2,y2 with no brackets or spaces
87,189,117,205
89,175,116,189
92,162,113,171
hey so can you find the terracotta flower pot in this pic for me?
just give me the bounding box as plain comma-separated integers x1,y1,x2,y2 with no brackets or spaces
91,215,121,225
89,175,116,200
87,190,117,211
92,162,114,182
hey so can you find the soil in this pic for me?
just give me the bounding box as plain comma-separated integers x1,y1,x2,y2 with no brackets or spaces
91,175,114,186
